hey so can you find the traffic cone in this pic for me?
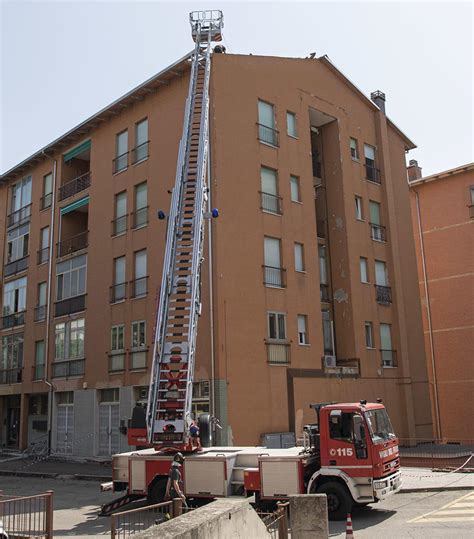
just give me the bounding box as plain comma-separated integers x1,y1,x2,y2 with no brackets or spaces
345,513,354,538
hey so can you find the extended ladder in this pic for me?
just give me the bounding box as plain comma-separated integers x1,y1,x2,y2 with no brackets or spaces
146,11,224,448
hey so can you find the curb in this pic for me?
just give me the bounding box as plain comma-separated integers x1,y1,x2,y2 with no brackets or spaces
0,470,111,482
400,485,474,493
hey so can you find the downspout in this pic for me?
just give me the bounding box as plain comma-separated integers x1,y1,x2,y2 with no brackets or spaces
41,151,57,454
207,136,216,419
413,187,442,439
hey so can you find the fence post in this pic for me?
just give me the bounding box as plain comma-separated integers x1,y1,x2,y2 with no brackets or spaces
172,498,183,519
277,502,289,539
111,513,116,539
45,491,54,539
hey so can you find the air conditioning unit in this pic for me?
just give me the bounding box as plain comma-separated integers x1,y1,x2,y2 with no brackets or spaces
324,355,337,368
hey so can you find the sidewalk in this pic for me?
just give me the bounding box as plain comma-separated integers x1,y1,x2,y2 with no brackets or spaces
400,467,474,492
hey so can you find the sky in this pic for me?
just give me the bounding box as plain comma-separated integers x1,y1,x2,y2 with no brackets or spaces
0,1,473,176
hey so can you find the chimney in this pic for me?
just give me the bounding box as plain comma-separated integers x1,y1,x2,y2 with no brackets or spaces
407,159,423,181
370,90,386,114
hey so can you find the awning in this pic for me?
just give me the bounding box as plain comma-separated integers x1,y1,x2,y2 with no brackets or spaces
60,196,89,215
63,140,91,162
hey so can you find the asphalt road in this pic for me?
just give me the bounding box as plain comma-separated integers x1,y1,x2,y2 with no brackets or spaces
1,476,473,538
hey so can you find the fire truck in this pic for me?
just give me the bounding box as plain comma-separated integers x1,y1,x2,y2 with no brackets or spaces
102,11,402,521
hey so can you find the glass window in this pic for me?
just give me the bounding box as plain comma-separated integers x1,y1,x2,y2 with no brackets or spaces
261,167,277,195
470,187,474,205
132,321,146,349
56,255,87,301
40,227,49,250
264,237,281,268
287,112,297,137
360,257,369,283
267,312,286,340
115,130,128,172
1,333,24,370
329,410,353,442
7,224,29,262
100,388,119,403
3,277,27,315
35,340,45,379
11,176,32,214
355,196,363,220
319,245,328,285
290,175,300,202
111,325,125,351
364,144,375,167
135,182,147,210
114,256,126,285
365,322,374,348
350,138,359,160
322,309,334,355
297,314,308,344
369,200,381,225
135,250,147,279
258,100,274,128
375,260,387,286
43,173,52,197
38,282,47,306
380,324,394,367
136,119,148,147
294,243,305,272
55,319,85,360
115,192,127,218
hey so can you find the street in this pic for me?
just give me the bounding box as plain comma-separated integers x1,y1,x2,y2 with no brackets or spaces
2,475,473,538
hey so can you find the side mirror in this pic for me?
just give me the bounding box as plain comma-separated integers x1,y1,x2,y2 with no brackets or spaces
352,415,368,459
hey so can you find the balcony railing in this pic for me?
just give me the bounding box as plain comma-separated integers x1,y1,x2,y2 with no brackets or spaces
263,265,286,288
37,247,49,265
51,358,85,378
320,284,330,303
131,141,149,164
317,220,326,239
32,364,44,381
370,223,387,242
7,204,32,228
109,353,125,372
365,164,381,184
34,305,47,322
381,349,397,368
375,285,392,304
131,207,149,229
4,255,29,277
257,123,279,147
265,342,290,364
113,152,129,174
110,282,127,303
57,230,88,257
260,192,282,215
130,277,148,298
54,294,86,317
58,172,91,201
1,311,26,329
112,215,128,236
40,193,52,210
322,357,361,376
0,367,23,385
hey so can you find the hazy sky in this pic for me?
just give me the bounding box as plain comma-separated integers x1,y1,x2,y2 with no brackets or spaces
1,1,472,176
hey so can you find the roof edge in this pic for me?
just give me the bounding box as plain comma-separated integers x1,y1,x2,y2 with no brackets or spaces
409,162,474,186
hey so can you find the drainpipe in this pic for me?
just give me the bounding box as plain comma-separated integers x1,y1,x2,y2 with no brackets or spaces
41,151,58,454
413,187,442,439
207,139,216,420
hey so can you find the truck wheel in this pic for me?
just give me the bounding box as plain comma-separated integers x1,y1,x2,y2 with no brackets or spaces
316,482,352,521
148,478,167,504
198,414,213,447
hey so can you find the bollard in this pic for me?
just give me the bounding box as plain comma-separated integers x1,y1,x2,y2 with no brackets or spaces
172,498,183,518
45,490,54,539
277,502,289,539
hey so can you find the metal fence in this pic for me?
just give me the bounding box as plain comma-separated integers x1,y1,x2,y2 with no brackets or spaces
399,438,474,470
0,491,53,539
257,502,289,539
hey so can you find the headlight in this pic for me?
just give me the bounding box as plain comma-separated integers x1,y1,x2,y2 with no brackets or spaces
374,480,387,489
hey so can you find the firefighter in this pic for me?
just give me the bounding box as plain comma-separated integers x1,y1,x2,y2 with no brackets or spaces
165,453,187,507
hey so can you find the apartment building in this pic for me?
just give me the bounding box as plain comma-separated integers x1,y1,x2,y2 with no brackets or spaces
408,161,474,441
0,51,432,457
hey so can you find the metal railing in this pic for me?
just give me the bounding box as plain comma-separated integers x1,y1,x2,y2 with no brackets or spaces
4,255,29,277
257,501,289,539
34,304,47,322
398,438,474,470
51,358,85,378
1,311,26,329
260,191,282,214
131,141,149,164
381,349,397,367
323,357,361,375
375,284,392,304
58,171,91,201
263,265,286,288
7,204,32,228
113,152,129,174
40,193,52,210
266,342,290,364
110,283,127,303
37,247,49,265
130,277,148,298
112,215,128,236
54,294,86,317
0,490,53,539
57,230,88,257
257,123,279,146
320,283,330,303
365,164,381,184
0,367,23,385
131,207,149,229
109,353,125,372
370,223,387,242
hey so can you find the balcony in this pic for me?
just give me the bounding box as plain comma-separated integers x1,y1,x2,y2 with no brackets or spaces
113,152,129,174
0,367,23,385
4,255,29,277
7,204,32,229
57,231,88,258
312,158,322,179
320,284,330,303
1,311,26,329
55,294,86,317
112,215,128,236
257,123,279,147
370,223,387,242
58,172,91,201
381,349,397,368
40,192,52,210
110,282,127,303
317,220,326,239
109,353,125,373
260,192,282,215
131,207,149,229
322,356,361,376
37,247,49,265
131,141,149,164
51,358,85,378
365,164,381,184
263,265,286,288
34,305,47,322
266,342,290,365
130,277,148,298
375,285,392,305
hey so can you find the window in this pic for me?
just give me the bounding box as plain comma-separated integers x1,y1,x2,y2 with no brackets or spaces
113,256,126,302
133,250,147,297
294,243,305,272
100,388,119,403
380,324,394,367
360,257,369,283
319,245,329,302
470,186,474,205
364,144,375,167
55,319,85,360
258,100,278,146
133,182,148,228
287,111,297,137
42,173,53,209
131,320,146,369
1,333,24,375
260,167,281,214
355,196,363,220
10,176,32,226
35,282,47,322
264,237,284,287
113,192,127,236
3,277,27,316
38,226,49,264
290,175,300,202
267,312,286,341
375,260,387,286
114,130,128,172
133,119,149,163
329,410,353,442
56,255,87,300
322,309,334,355
350,138,359,160
369,200,380,225
297,315,308,344
7,224,29,263
34,340,45,380
110,325,125,372
365,322,374,349
469,187,474,218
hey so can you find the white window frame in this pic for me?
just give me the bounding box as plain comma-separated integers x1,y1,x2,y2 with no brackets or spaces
350,138,359,160
297,314,308,345
55,319,85,361
111,325,125,352
267,311,287,341
1,333,24,370
294,243,305,272
287,111,297,138
360,257,369,284
131,320,146,350
7,224,29,262
56,255,87,301
290,175,301,203
365,322,374,349
3,277,27,315
355,196,363,221
375,260,388,286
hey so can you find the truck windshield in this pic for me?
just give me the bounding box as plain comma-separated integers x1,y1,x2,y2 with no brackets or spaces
364,409,395,443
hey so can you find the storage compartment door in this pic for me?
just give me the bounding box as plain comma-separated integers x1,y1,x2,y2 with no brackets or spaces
129,459,146,493
261,460,300,498
184,459,227,496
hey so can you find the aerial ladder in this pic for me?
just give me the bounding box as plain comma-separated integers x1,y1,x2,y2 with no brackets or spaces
145,11,224,451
